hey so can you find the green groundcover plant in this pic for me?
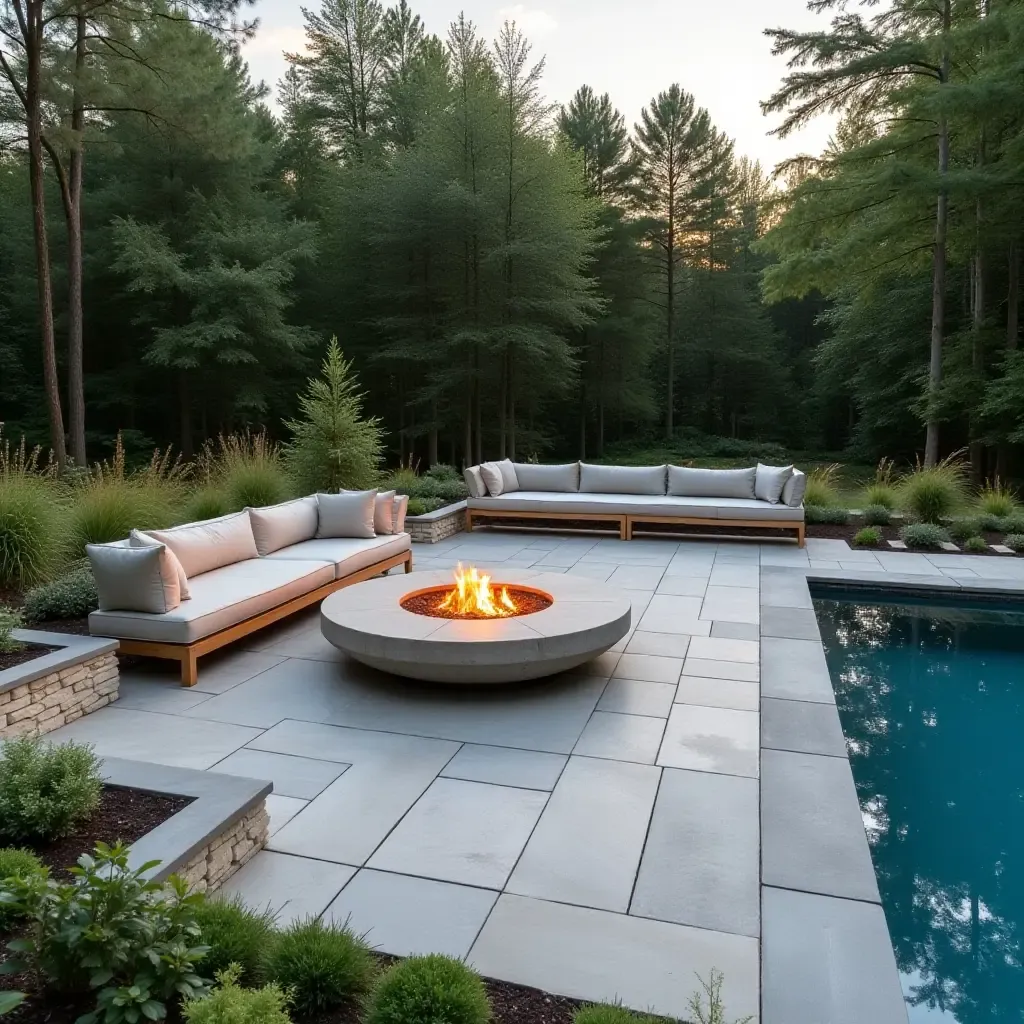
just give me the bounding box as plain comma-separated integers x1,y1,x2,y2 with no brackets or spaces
964,536,989,554
1005,534,1024,553
0,848,44,930
804,505,849,525
899,522,950,550
860,504,891,527
852,527,880,547
365,955,490,1024
22,563,98,623
0,737,103,844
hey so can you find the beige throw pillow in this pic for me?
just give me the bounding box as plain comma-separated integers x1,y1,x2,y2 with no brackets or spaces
130,530,191,599
87,543,180,614
145,511,259,577
392,494,409,533
463,466,487,498
246,496,318,555
479,462,505,496
342,488,396,534
316,491,377,538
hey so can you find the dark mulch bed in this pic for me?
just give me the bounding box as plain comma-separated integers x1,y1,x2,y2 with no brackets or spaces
807,522,1016,555
25,618,91,636
1,786,193,1024
0,643,61,673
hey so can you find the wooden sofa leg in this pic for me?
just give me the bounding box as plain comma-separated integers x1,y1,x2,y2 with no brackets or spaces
181,650,199,688
797,522,806,548
464,508,474,533
404,552,413,573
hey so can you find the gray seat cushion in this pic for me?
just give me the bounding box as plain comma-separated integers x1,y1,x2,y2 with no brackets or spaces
469,492,803,522
511,462,580,492
579,463,666,495
668,466,756,499
263,533,410,579
89,558,334,644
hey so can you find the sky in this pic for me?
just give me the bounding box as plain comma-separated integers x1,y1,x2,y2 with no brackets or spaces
240,0,836,173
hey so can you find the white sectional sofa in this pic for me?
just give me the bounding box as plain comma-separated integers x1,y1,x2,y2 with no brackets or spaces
463,461,806,545
87,492,412,686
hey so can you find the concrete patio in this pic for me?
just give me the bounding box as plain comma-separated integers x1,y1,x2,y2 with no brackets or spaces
47,532,1024,1023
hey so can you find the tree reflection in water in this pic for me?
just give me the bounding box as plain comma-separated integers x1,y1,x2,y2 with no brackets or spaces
814,595,1024,1024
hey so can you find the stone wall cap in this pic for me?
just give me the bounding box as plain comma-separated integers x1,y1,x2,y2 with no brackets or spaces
406,499,466,522
0,631,119,696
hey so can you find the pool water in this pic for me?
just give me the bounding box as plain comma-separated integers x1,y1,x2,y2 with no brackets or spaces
813,590,1024,1024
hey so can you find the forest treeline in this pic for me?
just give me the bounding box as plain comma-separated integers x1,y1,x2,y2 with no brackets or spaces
0,0,1022,478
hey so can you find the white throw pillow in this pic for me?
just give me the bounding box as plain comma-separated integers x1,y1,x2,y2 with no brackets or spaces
479,462,506,496
340,488,396,534
145,511,258,578
463,466,487,499
130,530,191,599
392,494,409,534
317,491,377,538
782,469,807,508
754,463,794,505
497,459,519,493
245,496,318,556
87,543,180,614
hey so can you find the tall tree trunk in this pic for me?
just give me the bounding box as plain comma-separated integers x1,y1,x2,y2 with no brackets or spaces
65,8,87,467
997,240,1019,480
665,206,675,439
969,216,985,484
924,25,950,468
578,381,586,461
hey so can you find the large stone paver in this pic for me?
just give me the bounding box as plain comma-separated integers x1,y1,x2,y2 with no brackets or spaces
326,869,497,958
761,748,879,903
682,657,759,682
637,595,706,634
675,675,759,711
50,707,260,770
209,747,349,798
631,768,759,937
762,887,908,1024
761,697,847,757
687,636,760,664
507,755,659,912
597,678,676,718
218,851,355,925
367,778,547,889
760,636,834,703
623,631,691,658
612,652,683,684
265,794,307,835
658,704,759,778
700,585,759,624
573,711,666,764
440,744,566,790
469,895,759,1022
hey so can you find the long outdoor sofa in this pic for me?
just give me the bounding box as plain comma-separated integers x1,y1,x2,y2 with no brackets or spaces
86,491,412,686
463,460,807,545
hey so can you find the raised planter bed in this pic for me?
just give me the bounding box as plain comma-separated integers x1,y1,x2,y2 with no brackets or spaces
807,522,1018,554
0,631,120,739
406,499,467,543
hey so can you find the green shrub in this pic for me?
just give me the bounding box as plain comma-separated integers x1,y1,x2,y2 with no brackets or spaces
263,917,374,1016
573,1006,658,1024
947,517,980,543
804,505,849,525
0,847,45,930
424,463,460,482
898,459,966,524
899,522,950,550
863,482,899,510
1000,512,1024,534
183,965,290,1024
199,432,292,513
366,955,490,1024
0,605,24,654
183,485,232,524
284,338,384,493
0,737,103,843
0,477,62,587
964,536,989,554
977,479,1017,518
1,842,209,1024
406,497,443,517
860,504,892,526
852,527,880,547
803,464,840,508
1005,534,1024,553
0,992,25,1015
194,894,277,984
22,563,98,623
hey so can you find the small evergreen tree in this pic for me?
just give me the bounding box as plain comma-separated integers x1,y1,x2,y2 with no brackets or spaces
284,337,384,492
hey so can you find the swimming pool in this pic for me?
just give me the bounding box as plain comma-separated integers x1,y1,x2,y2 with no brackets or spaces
812,588,1024,1024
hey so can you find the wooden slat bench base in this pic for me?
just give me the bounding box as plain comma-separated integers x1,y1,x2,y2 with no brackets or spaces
113,549,413,686
465,508,804,547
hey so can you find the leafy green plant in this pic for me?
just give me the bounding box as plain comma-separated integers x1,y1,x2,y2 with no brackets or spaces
424,463,460,482
688,968,754,1024
0,605,24,654
964,536,989,554
284,338,384,493
977,512,1005,533
182,486,232,524
198,432,292,513
0,477,63,588
852,527,880,547
365,955,490,1024
0,992,24,1015
0,847,44,929
804,505,849,525
0,737,103,843
860,504,892,526
405,497,443,517
947,517,980,543
183,965,290,1024
803,464,840,508
262,917,374,1016
1,843,209,1024
976,479,1017,518
1005,534,1024,553
573,1006,658,1024
193,894,277,984
899,522,950,550
898,456,966,524
22,562,98,623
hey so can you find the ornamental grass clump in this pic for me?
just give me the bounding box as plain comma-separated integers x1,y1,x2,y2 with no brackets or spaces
0,441,63,586
263,917,374,1016
860,504,892,527
0,847,45,930
183,485,232,524
898,456,966,524
0,737,103,843
899,522,950,551
964,536,989,554
183,966,291,1024
802,464,841,508
573,1006,659,1024
852,527,881,548
365,955,490,1024
976,479,1017,518
193,894,277,984
22,562,98,623
198,431,292,513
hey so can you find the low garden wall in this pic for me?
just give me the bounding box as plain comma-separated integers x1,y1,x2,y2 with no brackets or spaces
0,632,120,739
406,499,467,544
176,800,270,893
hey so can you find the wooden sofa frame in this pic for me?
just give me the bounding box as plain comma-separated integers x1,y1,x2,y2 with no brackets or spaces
465,508,805,547
114,549,413,687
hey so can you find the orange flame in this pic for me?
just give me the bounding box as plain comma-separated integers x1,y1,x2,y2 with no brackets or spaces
438,563,519,618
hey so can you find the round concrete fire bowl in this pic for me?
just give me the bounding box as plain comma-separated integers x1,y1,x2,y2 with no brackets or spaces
320,568,631,684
